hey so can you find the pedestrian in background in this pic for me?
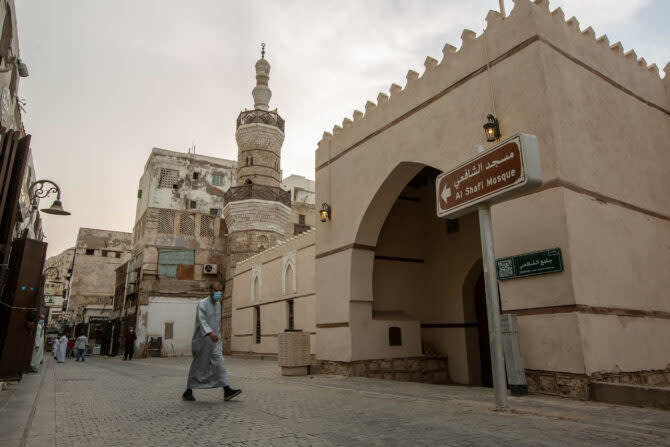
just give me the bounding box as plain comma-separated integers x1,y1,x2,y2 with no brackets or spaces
55,332,68,363
52,335,59,359
123,327,137,360
75,333,88,362
182,282,241,402
29,315,45,372
66,337,75,359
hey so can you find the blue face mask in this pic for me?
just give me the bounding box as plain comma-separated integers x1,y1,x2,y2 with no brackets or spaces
212,291,222,301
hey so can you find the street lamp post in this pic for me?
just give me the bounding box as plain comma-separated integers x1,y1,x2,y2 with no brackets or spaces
28,179,71,216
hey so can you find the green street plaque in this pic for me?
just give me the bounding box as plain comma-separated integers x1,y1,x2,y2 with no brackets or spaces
496,248,563,280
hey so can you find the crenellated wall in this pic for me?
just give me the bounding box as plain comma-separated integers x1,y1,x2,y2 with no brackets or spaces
312,0,670,396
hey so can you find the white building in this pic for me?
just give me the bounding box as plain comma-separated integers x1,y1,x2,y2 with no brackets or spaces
135,148,237,222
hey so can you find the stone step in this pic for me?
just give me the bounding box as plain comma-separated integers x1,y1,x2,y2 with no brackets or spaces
590,381,670,410
320,356,450,384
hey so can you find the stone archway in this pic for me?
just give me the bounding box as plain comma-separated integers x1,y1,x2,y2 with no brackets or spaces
323,162,486,385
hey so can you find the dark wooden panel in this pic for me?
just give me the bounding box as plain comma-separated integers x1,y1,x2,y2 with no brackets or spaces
0,237,48,380
177,264,194,280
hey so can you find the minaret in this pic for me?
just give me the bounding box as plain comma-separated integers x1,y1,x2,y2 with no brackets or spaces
221,44,291,353
235,43,285,187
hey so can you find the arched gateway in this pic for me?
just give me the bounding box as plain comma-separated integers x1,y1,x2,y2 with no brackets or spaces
314,0,670,398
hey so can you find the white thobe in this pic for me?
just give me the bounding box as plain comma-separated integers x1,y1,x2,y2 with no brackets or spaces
56,336,67,363
186,297,229,389
30,321,45,370
52,338,59,358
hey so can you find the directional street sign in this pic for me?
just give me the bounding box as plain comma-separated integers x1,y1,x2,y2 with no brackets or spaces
434,133,542,410
435,134,542,218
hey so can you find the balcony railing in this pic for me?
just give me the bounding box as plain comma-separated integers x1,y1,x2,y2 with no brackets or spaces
224,184,291,207
236,109,285,132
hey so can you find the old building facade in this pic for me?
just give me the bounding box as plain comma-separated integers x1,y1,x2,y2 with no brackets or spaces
43,247,74,328
66,228,131,353
115,53,315,356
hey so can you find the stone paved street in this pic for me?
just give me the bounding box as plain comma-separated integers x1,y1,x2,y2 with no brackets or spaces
6,356,670,446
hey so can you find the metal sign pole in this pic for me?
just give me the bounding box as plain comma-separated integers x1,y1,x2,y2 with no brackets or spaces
474,145,508,411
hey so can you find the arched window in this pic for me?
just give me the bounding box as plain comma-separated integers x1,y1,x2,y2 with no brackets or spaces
281,254,297,295
257,235,269,252
245,179,253,185
284,264,294,295
253,276,260,301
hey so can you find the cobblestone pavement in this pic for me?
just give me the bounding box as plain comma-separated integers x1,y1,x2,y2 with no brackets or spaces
29,356,670,446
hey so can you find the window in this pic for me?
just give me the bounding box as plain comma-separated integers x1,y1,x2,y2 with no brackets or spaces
137,189,142,199
101,250,110,257
115,252,121,258
158,209,175,234
158,168,179,189
200,215,214,238
179,213,195,236
246,157,249,166
287,300,294,330
189,200,197,209
211,174,224,186
158,249,195,279
255,306,261,344
257,235,269,252
209,208,221,216
389,327,402,346
164,322,174,340
250,157,254,166
192,172,199,180
85,249,94,255
298,214,305,225
446,219,460,234
284,263,294,295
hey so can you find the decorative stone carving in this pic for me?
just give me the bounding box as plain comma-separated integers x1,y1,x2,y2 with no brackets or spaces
222,199,291,235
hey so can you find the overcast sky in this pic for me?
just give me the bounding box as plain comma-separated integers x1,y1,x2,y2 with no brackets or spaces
14,0,669,257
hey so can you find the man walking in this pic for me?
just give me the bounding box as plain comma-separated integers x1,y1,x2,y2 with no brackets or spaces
75,333,88,361
182,282,241,402
55,332,68,363
123,327,137,360
29,315,45,372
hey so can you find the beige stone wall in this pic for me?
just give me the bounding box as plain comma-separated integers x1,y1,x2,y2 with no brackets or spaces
69,229,132,310
44,247,75,297
312,0,670,381
231,230,316,355
286,202,315,236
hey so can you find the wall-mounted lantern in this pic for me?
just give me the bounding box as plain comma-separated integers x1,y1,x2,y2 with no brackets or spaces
320,202,331,222
483,114,501,142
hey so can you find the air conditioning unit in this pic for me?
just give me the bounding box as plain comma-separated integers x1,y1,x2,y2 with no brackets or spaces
128,271,138,284
203,264,217,275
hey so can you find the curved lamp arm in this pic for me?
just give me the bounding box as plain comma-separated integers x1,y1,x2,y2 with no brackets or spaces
29,179,61,208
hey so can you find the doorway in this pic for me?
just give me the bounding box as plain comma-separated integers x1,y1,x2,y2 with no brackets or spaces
369,165,488,385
